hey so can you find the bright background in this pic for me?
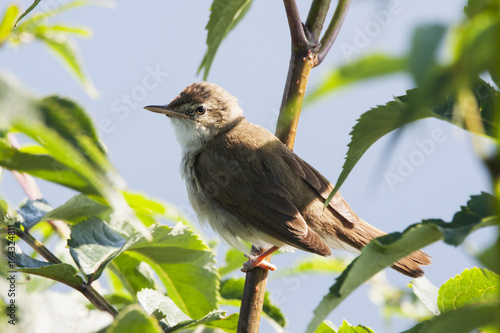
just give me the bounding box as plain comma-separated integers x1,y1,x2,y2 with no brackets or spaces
2,0,495,332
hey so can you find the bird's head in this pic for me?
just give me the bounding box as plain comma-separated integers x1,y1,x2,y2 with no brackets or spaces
145,82,243,150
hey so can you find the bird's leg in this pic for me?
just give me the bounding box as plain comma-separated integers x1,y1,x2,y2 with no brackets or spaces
241,246,280,272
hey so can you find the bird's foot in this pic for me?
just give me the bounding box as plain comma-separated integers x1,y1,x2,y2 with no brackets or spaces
241,254,277,272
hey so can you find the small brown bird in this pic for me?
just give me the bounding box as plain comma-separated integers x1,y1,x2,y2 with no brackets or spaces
145,82,430,277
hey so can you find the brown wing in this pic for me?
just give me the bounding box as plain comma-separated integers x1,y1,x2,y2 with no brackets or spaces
281,152,361,226
194,147,331,256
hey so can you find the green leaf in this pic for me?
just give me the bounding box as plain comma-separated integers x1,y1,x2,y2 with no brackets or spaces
220,277,286,327
137,289,235,332
0,4,19,44
219,248,246,276
15,255,84,289
437,268,500,313
464,0,499,19
0,75,149,238
34,27,98,97
402,301,499,333
326,80,498,204
306,54,408,104
109,252,159,297
337,320,374,333
410,276,440,315
38,96,106,157
315,321,336,333
40,194,111,225
0,141,99,195
17,198,53,230
306,193,496,333
67,218,219,319
104,304,162,333
198,0,252,80
127,224,219,319
14,0,41,26
279,256,349,276
409,25,446,87
68,217,129,282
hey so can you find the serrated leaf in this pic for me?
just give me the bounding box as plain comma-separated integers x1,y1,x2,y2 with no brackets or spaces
15,256,84,288
220,277,286,327
127,224,218,319
306,193,496,333
137,289,232,332
402,301,499,333
306,54,407,104
315,321,336,333
337,320,374,333
326,79,498,204
68,217,129,282
36,27,98,98
409,25,446,87
41,194,111,224
410,276,440,315
104,304,162,333
0,140,99,195
17,198,53,230
0,5,19,44
437,268,500,313
38,96,106,157
110,252,158,297
0,74,149,238
198,0,252,80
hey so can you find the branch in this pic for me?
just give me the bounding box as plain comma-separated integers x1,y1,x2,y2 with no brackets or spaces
283,0,308,49
237,246,271,332
16,227,118,317
7,133,71,239
238,1,351,331
305,0,332,41
317,0,352,66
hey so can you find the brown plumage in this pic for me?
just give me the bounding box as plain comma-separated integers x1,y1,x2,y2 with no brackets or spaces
145,82,431,278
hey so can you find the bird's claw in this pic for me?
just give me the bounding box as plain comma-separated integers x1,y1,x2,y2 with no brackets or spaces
241,254,277,272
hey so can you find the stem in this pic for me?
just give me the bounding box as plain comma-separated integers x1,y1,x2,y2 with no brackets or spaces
317,0,352,66
275,49,316,148
16,229,62,264
16,228,118,317
7,133,71,239
239,1,351,331
237,246,271,332
283,0,309,49
305,0,332,41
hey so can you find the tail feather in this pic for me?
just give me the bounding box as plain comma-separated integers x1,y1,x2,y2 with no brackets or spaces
336,219,431,278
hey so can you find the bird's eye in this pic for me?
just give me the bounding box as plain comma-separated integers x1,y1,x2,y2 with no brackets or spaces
195,106,206,115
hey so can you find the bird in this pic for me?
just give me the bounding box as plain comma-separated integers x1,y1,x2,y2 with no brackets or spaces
144,82,431,278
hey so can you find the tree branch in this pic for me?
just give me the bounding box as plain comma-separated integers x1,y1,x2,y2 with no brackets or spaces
283,0,308,49
237,246,271,332
16,227,118,317
238,1,351,331
317,0,352,66
305,0,332,41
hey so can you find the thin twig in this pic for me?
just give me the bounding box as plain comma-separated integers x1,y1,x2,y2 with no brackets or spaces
283,0,309,49
317,0,352,66
16,229,62,264
16,227,118,317
7,133,71,239
305,0,332,41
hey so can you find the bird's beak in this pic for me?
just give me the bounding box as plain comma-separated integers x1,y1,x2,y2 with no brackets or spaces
144,105,190,119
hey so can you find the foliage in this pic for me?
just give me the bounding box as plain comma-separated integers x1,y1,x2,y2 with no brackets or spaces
0,0,499,332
